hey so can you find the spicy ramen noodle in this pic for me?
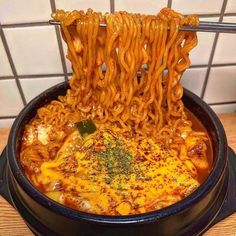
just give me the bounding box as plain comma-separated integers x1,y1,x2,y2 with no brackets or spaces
20,8,211,215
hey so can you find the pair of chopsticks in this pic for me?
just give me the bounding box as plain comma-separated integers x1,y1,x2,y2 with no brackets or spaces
49,20,236,33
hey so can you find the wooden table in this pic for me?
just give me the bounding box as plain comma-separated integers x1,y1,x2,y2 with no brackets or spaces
0,113,236,236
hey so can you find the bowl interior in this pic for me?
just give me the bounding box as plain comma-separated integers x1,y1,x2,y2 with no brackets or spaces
8,81,227,223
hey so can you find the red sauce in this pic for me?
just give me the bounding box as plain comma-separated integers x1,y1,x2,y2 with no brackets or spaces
187,109,213,183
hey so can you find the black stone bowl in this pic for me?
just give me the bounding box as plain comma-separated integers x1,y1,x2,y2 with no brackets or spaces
1,81,236,236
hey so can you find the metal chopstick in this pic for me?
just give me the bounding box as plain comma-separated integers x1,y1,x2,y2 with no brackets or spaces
200,21,236,27
49,20,236,33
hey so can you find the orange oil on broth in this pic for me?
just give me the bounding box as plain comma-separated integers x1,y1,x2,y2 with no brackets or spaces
27,122,212,215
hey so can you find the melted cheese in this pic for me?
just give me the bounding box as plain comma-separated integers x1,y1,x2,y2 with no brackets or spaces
37,130,200,215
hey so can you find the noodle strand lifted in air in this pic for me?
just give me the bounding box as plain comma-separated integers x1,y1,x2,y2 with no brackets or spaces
51,8,199,135
20,8,211,215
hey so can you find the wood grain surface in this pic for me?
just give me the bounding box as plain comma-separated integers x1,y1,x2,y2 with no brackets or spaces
0,113,236,236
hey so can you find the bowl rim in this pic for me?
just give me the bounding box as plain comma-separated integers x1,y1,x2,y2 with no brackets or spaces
7,82,228,224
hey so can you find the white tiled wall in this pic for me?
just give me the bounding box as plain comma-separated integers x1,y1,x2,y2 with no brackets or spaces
181,68,207,97
213,17,236,64
225,0,236,13
0,38,12,76
4,26,63,75
171,0,223,14
115,0,167,14
211,103,236,113
0,0,52,24
190,17,219,65
55,0,110,13
20,76,64,102
0,80,24,116
0,119,15,128
0,0,235,128
203,66,236,103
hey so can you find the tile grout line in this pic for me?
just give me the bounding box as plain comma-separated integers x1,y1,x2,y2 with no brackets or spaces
19,73,65,79
224,12,236,16
190,62,236,68
207,62,236,67
0,116,17,120
110,0,115,13
0,25,27,106
50,0,68,82
190,64,209,69
167,0,172,8
208,101,236,106
0,73,65,80
200,0,228,99
20,73,65,79
2,62,236,80
0,75,15,80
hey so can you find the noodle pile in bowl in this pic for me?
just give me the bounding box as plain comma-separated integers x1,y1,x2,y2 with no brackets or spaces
20,8,211,215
